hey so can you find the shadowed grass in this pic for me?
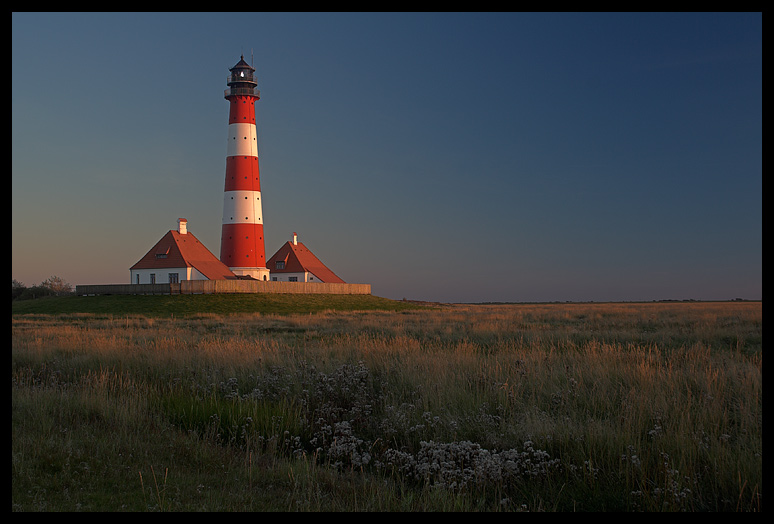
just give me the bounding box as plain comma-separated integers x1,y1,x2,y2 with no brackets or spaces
11,293,426,317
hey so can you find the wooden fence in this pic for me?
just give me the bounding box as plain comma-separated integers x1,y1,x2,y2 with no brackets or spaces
76,280,371,296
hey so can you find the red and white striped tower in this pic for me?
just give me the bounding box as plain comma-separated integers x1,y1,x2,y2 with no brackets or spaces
219,55,270,280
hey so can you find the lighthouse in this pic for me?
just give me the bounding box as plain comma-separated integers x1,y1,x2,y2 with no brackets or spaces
219,55,270,280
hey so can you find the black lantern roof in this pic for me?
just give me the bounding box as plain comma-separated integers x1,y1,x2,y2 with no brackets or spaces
229,55,255,73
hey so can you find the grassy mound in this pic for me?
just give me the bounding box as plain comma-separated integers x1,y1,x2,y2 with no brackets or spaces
11,293,426,317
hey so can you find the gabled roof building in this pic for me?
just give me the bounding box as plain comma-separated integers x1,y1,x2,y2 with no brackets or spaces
130,219,237,284
266,233,345,283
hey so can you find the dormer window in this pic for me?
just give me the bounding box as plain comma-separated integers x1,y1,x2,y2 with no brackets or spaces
275,261,285,270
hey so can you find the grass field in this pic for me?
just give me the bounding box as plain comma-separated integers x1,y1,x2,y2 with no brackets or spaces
12,297,761,511
10,292,425,316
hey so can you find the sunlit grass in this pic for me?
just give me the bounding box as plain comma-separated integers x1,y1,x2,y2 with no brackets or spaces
12,301,761,511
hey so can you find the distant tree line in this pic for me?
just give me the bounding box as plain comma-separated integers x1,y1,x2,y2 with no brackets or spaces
12,276,74,301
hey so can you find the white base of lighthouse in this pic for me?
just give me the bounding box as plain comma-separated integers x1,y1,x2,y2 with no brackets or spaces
230,267,271,280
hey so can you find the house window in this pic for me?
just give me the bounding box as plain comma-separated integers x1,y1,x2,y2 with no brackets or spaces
169,273,179,284
272,277,277,281
289,277,298,282
136,274,140,284
150,274,156,284
155,253,167,259
275,261,285,270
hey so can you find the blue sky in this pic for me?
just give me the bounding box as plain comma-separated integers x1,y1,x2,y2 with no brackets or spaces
12,12,761,302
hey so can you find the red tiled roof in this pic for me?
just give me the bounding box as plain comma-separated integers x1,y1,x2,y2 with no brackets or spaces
130,230,236,280
266,240,345,283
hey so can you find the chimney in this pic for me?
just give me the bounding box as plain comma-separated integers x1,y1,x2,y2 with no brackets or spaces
293,232,298,245
178,218,188,235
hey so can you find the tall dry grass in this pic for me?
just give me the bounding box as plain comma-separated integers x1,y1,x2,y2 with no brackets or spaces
12,302,761,511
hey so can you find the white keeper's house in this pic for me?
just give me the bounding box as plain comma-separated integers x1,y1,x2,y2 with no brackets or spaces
130,221,345,285
130,219,237,284
266,233,344,283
